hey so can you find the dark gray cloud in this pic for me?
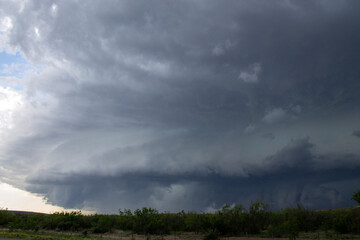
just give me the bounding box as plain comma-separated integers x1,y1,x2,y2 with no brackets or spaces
0,0,360,212
26,137,360,212
353,130,360,138
261,133,275,140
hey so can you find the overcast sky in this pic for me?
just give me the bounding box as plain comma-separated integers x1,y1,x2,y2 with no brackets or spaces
0,0,359,213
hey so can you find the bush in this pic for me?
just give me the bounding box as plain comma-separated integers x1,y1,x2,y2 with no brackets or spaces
352,190,360,205
203,230,220,240
0,209,18,226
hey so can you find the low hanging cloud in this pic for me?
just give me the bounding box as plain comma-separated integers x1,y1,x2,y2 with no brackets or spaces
25,137,360,212
0,0,360,213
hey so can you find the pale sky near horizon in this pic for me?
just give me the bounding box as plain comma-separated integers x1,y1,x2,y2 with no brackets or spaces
0,182,66,213
0,0,359,214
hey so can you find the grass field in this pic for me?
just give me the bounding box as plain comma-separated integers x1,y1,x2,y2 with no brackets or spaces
1,229,360,240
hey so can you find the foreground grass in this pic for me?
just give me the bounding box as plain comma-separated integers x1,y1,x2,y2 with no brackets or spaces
1,230,360,240
0,230,97,240
0,230,194,240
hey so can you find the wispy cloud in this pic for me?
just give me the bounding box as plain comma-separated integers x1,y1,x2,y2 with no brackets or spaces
262,108,287,124
239,63,262,83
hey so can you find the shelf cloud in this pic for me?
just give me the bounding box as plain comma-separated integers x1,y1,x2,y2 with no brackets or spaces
0,0,359,213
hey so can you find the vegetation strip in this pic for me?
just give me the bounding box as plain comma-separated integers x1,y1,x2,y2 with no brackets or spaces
0,230,96,240
1,196,360,240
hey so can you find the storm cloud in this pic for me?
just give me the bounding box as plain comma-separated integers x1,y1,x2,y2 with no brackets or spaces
353,130,360,138
0,0,360,212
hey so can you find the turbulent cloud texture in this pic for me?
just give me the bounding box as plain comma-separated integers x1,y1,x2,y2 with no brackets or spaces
0,0,360,213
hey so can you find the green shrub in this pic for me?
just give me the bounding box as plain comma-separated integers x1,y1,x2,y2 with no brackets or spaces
352,190,360,205
203,230,220,240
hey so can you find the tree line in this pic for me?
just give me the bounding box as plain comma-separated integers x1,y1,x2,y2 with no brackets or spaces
1,200,360,239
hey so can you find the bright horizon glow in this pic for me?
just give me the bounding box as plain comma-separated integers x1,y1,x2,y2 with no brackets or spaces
0,183,95,214
0,182,65,213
